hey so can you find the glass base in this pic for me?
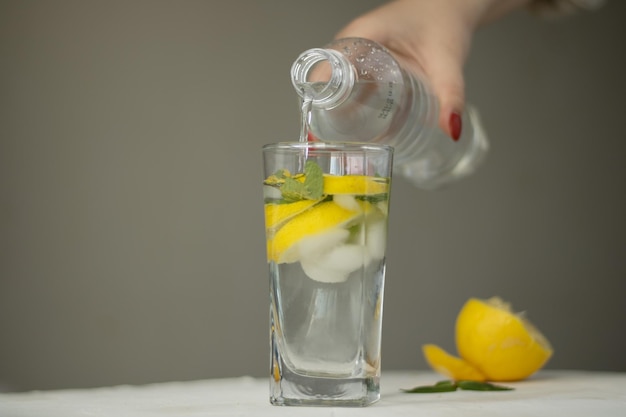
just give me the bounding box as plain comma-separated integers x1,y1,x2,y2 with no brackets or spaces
270,361,380,407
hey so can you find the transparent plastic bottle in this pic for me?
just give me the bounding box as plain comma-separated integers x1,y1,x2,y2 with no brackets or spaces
290,37,489,190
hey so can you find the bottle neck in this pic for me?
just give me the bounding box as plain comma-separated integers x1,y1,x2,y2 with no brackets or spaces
290,48,355,109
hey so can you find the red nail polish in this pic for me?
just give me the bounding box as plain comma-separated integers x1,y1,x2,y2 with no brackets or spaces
449,112,462,141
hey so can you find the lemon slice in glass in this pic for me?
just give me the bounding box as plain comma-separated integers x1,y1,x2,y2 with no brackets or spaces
266,200,363,264
323,175,389,195
265,199,321,231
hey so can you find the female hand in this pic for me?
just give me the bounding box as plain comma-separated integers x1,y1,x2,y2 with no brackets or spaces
336,0,529,139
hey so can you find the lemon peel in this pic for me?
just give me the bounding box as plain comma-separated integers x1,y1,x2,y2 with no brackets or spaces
422,344,487,382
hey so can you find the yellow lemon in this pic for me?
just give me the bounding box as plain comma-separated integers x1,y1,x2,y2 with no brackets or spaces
266,201,362,263
422,344,487,382
264,199,320,230
455,297,553,381
323,175,389,195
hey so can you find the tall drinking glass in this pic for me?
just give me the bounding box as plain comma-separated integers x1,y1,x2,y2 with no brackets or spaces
262,142,393,406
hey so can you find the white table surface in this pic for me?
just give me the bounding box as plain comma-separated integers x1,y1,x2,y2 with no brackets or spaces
1,370,625,417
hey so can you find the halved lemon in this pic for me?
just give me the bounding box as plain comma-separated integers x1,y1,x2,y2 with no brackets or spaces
455,297,553,381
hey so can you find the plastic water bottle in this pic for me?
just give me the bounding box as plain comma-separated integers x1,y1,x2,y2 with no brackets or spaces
290,37,489,190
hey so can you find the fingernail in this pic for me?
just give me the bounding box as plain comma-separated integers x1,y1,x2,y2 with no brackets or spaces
449,112,462,141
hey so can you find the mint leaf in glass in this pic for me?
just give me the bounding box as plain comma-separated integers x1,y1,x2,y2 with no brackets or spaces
280,177,311,202
303,160,323,200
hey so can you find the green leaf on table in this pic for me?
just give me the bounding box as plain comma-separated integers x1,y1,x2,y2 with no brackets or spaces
457,380,514,391
402,380,458,393
402,379,514,394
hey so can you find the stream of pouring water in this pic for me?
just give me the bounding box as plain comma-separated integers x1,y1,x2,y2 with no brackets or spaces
299,97,313,142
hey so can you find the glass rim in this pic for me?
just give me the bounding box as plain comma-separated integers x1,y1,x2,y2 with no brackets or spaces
262,141,393,154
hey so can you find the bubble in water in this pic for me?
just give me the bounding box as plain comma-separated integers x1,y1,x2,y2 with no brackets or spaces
356,54,365,63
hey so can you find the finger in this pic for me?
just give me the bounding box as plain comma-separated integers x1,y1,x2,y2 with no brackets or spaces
427,58,466,141
416,31,469,140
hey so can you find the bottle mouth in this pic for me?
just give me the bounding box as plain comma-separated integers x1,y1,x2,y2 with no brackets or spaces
290,48,354,109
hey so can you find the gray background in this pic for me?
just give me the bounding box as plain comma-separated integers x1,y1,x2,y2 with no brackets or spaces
1,0,624,392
